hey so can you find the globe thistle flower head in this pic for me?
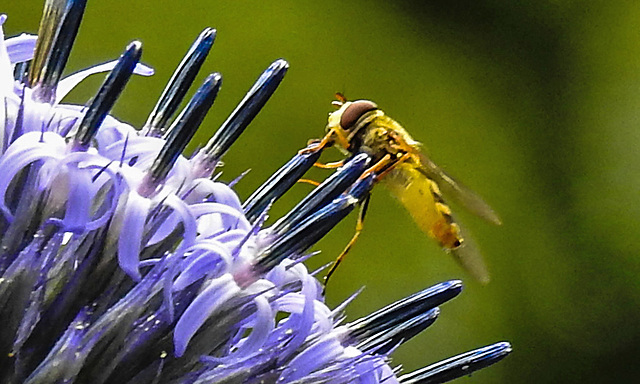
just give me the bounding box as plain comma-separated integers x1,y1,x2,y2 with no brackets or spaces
0,1,511,383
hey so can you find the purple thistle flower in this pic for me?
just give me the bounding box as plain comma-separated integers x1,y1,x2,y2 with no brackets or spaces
0,1,511,383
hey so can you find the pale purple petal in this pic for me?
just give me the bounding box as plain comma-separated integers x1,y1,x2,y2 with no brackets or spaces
211,229,247,246
146,211,180,245
0,132,66,220
173,241,233,291
280,332,345,382
203,181,244,212
5,33,37,64
53,104,137,146
190,202,251,233
56,61,154,103
280,274,320,359
117,192,152,281
174,274,240,357
76,164,123,231
273,292,332,335
375,361,401,384
102,135,164,169
163,193,197,246
0,15,13,90
343,346,385,384
56,168,93,233
207,295,274,364
46,158,123,232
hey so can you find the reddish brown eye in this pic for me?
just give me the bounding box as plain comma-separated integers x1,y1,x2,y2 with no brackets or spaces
340,100,378,130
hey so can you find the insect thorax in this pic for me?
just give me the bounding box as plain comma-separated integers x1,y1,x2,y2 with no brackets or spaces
358,116,411,162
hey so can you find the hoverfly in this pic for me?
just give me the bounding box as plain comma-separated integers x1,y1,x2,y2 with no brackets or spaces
302,93,501,286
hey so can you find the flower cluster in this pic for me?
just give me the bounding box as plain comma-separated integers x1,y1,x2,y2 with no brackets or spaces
0,1,511,383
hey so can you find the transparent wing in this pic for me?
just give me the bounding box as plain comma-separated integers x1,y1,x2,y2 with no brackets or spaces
447,220,491,284
383,161,491,283
382,163,444,241
416,152,502,225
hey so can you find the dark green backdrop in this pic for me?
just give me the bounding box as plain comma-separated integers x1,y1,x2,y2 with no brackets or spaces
4,1,640,382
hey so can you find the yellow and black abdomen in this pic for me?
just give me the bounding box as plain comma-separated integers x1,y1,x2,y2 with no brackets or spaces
381,162,463,250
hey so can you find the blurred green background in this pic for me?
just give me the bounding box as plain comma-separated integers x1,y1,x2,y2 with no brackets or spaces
4,0,640,382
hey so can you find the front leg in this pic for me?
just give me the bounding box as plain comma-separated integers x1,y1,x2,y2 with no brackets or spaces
298,128,340,155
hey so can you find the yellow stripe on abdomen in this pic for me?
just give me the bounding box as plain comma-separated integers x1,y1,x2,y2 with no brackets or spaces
382,163,463,249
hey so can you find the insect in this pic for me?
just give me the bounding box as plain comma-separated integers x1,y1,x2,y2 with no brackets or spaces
302,93,501,286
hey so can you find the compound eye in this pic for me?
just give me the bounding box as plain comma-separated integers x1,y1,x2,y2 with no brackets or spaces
340,100,378,130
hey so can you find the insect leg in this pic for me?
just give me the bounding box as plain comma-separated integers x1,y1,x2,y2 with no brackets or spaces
358,154,392,180
323,192,371,292
299,126,348,155
375,152,413,180
299,132,333,155
297,178,321,187
313,159,345,169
